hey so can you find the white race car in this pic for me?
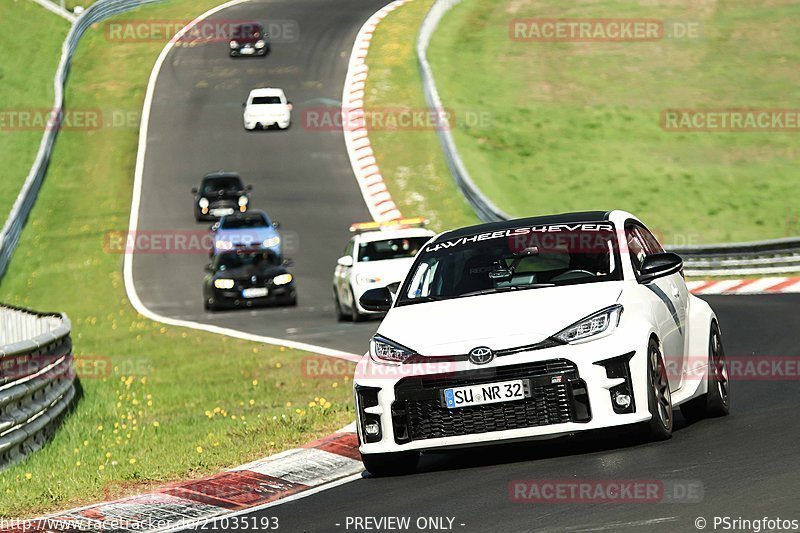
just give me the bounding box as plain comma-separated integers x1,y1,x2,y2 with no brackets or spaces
333,218,435,322
243,88,292,130
353,210,729,475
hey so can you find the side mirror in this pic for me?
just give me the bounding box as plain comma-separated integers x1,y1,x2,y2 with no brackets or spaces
282,258,294,267
639,252,683,283
272,221,281,229
337,255,354,267
242,102,247,108
204,264,214,273
360,287,392,313
191,187,198,194
287,102,293,111
246,184,253,191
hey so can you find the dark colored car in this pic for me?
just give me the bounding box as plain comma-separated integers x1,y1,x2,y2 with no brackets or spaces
192,172,252,222
229,22,269,57
203,249,296,311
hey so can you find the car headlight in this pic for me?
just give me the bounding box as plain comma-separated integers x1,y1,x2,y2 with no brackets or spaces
214,278,235,290
238,196,248,207
255,39,265,48
553,305,623,344
370,336,416,364
229,40,239,49
262,236,280,248
198,198,209,209
273,273,293,286
215,240,233,251
356,274,382,285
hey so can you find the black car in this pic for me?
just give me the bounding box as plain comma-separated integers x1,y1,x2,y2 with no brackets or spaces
229,22,269,57
203,249,296,311
192,172,252,222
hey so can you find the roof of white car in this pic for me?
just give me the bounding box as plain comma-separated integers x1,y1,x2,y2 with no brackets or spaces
248,88,285,98
354,227,435,244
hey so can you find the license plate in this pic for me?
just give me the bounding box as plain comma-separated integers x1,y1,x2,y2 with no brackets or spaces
241,47,254,55
444,379,526,409
242,288,268,298
211,208,234,217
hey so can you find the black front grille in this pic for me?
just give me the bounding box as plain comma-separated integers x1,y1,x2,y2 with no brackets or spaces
391,359,590,443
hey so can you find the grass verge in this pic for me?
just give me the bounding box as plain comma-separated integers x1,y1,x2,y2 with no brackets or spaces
0,0,354,518
0,1,70,224
364,0,479,233
426,0,800,243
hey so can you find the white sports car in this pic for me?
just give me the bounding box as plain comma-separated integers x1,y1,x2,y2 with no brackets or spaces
333,219,435,322
353,210,729,475
242,88,292,130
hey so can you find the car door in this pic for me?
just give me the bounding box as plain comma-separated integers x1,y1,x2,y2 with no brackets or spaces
625,222,687,391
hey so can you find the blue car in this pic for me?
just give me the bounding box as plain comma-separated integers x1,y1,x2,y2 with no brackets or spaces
211,210,282,258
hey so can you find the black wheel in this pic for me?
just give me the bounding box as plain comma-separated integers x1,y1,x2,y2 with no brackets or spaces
350,288,364,322
680,322,730,420
334,290,348,322
643,337,673,441
361,451,419,477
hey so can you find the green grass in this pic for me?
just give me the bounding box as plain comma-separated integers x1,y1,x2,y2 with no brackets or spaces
0,0,354,518
426,0,800,243
0,1,70,225
364,0,478,233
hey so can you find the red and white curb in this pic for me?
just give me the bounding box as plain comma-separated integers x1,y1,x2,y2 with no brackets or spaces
342,0,411,223
688,276,800,295
2,426,361,532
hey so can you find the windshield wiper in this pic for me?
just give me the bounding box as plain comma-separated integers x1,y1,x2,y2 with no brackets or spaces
459,284,555,297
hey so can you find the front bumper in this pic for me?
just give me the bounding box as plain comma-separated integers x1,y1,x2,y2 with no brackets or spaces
209,284,295,308
354,335,651,454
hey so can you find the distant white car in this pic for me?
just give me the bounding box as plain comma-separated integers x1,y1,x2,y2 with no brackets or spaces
333,218,435,322
243,88,292,130
353,210,730,476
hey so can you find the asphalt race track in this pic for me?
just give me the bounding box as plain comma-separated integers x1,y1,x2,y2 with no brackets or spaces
132,1,800,531
132,0,390,355
194,294,800,532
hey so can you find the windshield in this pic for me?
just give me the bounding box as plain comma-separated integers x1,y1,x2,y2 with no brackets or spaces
215,251,279,271
398,222,621,305
358,237,429,262
252,96,282,105
231,24,262,40
202,177,243,195
221,213,269,229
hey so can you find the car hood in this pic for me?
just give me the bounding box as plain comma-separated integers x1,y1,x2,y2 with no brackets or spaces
216,227,278,244
377,281,624,356
216,265,286,280
353,257,416,285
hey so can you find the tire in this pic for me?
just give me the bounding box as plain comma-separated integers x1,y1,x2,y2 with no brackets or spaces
334,290,348,322
350,287,363,322
680,322,730,420
643,337,673,441
361,451,419,477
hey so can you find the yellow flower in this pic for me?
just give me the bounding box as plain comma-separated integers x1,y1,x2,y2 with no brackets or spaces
83,440,89,447
73,448,79,454
196,446,203,454
252,380,259,386
129,458,137,464
285,401,292,407
248,399,255,406
97,425,104,431
147,401,153,407
332,382,339,388
76,461,81,466
24,473,32,480
323,402,332,409
213,442,219,447
99,465,105,471
275,362,282,369
153,421,160,428
105,452,112,458
308,401,316,408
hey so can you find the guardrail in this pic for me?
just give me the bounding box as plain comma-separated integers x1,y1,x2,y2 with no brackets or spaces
0,304,73,471
416,0,800,278
0,0,163,281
